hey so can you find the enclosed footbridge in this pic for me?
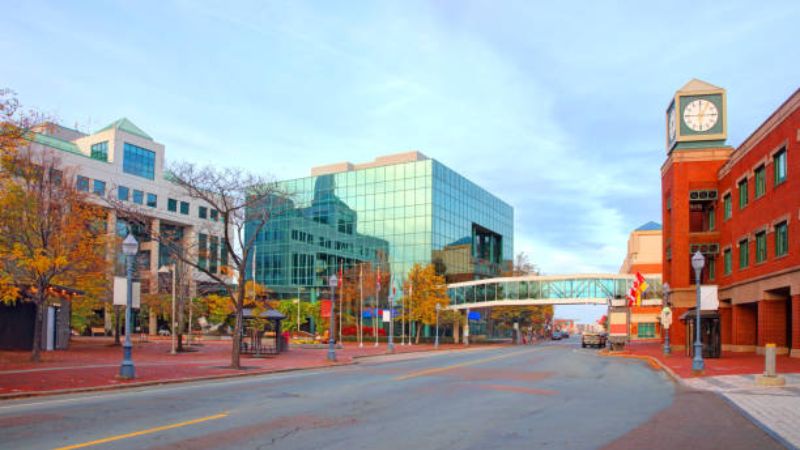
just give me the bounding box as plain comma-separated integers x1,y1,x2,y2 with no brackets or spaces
446,274,663,310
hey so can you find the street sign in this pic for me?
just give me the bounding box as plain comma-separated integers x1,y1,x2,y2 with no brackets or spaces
660,307,673,329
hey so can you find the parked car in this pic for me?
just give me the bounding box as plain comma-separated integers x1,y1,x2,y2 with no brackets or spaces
561,331,569,338
581,331,607,348
551,331,562,340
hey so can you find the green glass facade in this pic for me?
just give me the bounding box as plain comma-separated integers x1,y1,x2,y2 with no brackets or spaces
247,156,513,298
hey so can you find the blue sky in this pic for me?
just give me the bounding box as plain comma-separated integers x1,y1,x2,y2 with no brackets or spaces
2,1,799,322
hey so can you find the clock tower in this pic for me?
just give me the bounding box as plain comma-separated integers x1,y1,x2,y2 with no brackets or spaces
666,79,727,152
661,79,733,351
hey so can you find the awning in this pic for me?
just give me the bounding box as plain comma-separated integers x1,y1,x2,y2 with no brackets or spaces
679,309,720,321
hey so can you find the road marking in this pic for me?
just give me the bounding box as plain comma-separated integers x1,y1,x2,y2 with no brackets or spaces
52,412,229,450
394,349,534,381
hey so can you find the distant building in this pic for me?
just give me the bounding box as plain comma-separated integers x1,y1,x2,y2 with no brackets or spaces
620,222,663,341
22,119,229,336
247,151,514,299
662,79,800,357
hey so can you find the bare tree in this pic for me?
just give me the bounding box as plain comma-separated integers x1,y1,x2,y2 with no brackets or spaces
109,162,285,369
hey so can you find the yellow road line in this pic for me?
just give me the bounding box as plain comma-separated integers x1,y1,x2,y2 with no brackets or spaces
53,412,229,450
394,349,533,381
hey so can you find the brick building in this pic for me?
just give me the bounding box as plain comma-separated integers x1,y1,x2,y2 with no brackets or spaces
662,79,800,357
620,222,663,341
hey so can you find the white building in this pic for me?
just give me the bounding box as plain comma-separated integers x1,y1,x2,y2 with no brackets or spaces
27,118,230,332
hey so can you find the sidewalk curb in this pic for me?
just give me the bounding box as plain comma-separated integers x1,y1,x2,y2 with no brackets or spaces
0,347,483,402
0,361,351,401
716,393,799,450
599,350,683,384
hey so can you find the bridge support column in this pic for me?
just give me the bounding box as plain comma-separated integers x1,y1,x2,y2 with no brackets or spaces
464,309,470,346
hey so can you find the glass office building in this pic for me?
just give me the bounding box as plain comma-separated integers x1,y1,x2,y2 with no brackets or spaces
247,152,513,299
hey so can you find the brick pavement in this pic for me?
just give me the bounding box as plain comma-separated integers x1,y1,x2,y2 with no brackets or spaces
612,342,800,449
0,337,483,398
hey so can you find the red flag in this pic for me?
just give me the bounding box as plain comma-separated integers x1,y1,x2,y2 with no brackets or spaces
338,260,343,288
635,272,645,285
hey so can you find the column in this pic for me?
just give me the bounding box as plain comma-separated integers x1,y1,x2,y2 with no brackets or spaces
791,295,800,358
719,307,732,347
758,299,787,350
733,303,757,348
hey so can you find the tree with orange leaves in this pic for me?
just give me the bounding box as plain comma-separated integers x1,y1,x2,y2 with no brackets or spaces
0,93,108,361
405,263,448,343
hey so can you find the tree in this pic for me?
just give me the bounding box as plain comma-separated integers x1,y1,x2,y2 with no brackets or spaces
405,263,448,343
109,163,284,369
490,304,554,340
0,147,108,361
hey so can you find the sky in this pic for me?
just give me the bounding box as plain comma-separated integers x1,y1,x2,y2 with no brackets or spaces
2,1,799,322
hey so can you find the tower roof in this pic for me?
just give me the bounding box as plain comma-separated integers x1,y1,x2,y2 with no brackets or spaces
635,221,662,232
678,78,723,93
96,118,153,141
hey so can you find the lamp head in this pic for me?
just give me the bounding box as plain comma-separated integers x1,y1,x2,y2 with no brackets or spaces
328,274,338,287
691,251,705,271
122,234,139,256
435,303,441,311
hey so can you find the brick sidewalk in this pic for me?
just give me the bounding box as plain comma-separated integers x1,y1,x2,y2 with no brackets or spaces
612,342,800,378
0,337,480,398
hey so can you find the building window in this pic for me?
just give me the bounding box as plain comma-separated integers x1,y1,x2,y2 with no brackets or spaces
738,178,748,209
775,221,788,257
199,206,208,219
755,231,767,263
210,209,219,221
133,189,144,205
118,186,129,201
90,141,108,161
122,142,156,180
774,148,787,186
708,206,715,231
168,198,177,212
637,323,656,338
754,165,766,198
723,248,732,275
92,179,106,196
723,194,732,219
76,175,91,191
180,201,189,215
146,193,157,208
198,233,208,269
739,238,749,269
708,257,716,281
209,236,219,273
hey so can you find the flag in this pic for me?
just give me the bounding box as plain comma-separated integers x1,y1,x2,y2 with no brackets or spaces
635,272,645,285
377,267,381,291
337,260,343,289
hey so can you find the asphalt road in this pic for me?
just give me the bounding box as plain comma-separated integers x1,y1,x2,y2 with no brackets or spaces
0,337,783,450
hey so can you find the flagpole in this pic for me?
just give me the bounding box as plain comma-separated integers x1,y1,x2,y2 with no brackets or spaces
338,260,343,346
401,281,406,346
359,263,363,348
375,266,380,347
409,284,413,346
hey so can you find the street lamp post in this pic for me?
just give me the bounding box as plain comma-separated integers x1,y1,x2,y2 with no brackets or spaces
327,275,337,361
662,282,671,355
435,303,441,349
691,251,705,373
388,287,395,353
119,234,138,379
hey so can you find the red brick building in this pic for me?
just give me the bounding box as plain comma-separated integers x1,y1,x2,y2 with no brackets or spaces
662,79,800,357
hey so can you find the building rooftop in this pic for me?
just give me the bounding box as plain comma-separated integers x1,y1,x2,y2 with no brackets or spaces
96,118,153,141
310,151,429,176
635,221,662,232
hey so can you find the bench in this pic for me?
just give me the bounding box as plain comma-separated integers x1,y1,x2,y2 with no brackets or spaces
90,327,106,336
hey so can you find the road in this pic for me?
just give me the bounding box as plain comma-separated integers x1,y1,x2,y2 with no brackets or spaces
0,337,783,450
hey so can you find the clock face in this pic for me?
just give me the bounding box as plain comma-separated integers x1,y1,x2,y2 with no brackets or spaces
683,99,719,132
668,108,676,142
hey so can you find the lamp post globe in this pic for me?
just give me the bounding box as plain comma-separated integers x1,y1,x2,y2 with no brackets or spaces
691,251,705,373
327,274,338,361
119,234,138,379
662,282,671,355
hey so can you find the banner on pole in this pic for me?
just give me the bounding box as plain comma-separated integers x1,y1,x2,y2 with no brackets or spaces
382,310,391,322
